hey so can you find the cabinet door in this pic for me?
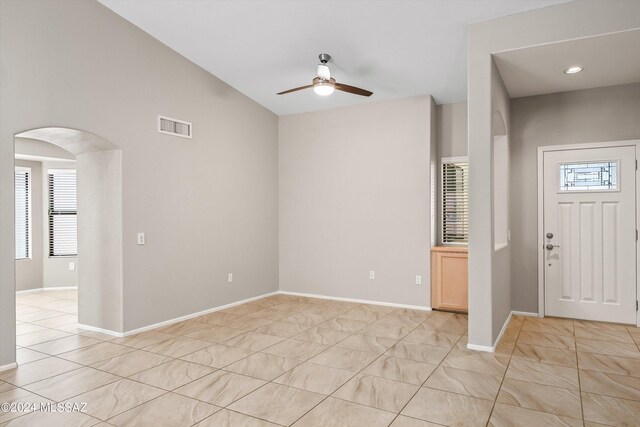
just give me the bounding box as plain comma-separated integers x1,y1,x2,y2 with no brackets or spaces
432,251,468,311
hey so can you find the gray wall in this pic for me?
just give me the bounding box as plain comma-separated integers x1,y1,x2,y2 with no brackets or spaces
14,160,43,292
436,102,468,158
435,101,468,246
1,0,278,364
279,96,434,308
78,150,123,332
467,0,640,349
490,60,511,343
510,82,640,313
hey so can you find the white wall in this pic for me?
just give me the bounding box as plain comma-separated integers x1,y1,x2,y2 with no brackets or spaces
15,138,75,161
0,0,278,365
279,96,435,308
510,82,640,313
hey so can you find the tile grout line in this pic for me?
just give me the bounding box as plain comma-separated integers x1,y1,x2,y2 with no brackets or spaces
482,316,522,427
385,315,468,427
271,308,441,426
214,299,376,426
240,306,410,426
575,319,588,424
20,291,640,426
10,294,443,426
93,298,368,425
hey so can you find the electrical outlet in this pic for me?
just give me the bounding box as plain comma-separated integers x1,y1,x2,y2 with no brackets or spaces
369,271,375,280
228,273,233,283
68,262,76,271
137,233,145,245
416,275,422,285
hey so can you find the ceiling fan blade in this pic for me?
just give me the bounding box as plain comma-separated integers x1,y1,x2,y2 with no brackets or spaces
277,84,313,95
334,82,373,97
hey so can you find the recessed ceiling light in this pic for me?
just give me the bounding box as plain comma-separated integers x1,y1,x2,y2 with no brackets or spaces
564,66,583,74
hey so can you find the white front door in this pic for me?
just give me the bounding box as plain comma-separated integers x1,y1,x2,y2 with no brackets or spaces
543,145,637,324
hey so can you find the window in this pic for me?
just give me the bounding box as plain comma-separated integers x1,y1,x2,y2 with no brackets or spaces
48,169,77,257
15,167,31,259
559,161,618,192
442,158,468,244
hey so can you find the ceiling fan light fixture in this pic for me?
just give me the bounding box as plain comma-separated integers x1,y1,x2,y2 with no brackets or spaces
313,77,335,96
277,55,372,97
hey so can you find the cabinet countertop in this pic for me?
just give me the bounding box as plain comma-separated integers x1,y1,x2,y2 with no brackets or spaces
431,246,468,253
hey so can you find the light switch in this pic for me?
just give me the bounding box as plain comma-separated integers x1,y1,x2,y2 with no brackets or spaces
137,233,145,245
68,262,76,271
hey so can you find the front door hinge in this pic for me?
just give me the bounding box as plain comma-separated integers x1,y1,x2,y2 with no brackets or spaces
637,300,638,311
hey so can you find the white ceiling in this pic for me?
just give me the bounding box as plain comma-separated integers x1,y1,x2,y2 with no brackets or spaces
97,0,567,115
495,29,640,98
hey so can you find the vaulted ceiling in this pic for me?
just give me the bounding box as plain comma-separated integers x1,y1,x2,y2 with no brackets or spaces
98,0,568,115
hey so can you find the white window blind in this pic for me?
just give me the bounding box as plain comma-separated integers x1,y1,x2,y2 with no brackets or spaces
48,170,77,257
15,168,31,259
442,158,469,244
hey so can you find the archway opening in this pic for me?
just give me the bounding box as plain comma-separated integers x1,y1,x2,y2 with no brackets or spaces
12,127,123,363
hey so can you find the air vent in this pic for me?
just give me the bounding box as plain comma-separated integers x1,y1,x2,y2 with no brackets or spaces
158,115,192,139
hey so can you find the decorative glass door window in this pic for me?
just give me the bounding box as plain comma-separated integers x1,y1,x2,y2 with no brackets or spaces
559,161,618,192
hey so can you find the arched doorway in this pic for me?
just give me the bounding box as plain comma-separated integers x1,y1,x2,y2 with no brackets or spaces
7,127,124,368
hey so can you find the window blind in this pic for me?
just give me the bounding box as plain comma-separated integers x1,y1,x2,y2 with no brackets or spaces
15,168,30,259
48,170,77,257
442,160,469,244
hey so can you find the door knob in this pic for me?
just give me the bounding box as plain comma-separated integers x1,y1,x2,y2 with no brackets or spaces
546,244,560,250
546,232,554,239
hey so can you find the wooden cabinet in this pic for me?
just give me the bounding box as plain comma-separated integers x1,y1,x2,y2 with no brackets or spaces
431,246,468,312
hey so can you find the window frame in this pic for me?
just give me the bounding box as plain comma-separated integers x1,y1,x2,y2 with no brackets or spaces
48,168,78,257
15,166,32,260
441,156,469,246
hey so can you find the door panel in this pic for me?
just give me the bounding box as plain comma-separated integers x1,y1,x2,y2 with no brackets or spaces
543,146,636,324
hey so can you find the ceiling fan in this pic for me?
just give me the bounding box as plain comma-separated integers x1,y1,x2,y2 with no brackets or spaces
277,54,373,97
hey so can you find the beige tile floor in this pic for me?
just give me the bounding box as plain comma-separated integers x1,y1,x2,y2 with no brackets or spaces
2,290,640,426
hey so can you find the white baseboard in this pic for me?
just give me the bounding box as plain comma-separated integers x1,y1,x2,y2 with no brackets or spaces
466,343,495,352
83,290,427,338
77,323,124,338
0,363,17,372
467,311,514,353
467,309,541,353
278,291,431,312
32,287,431,341
118,291,280,337
511,311,538,317
16,286,78,295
